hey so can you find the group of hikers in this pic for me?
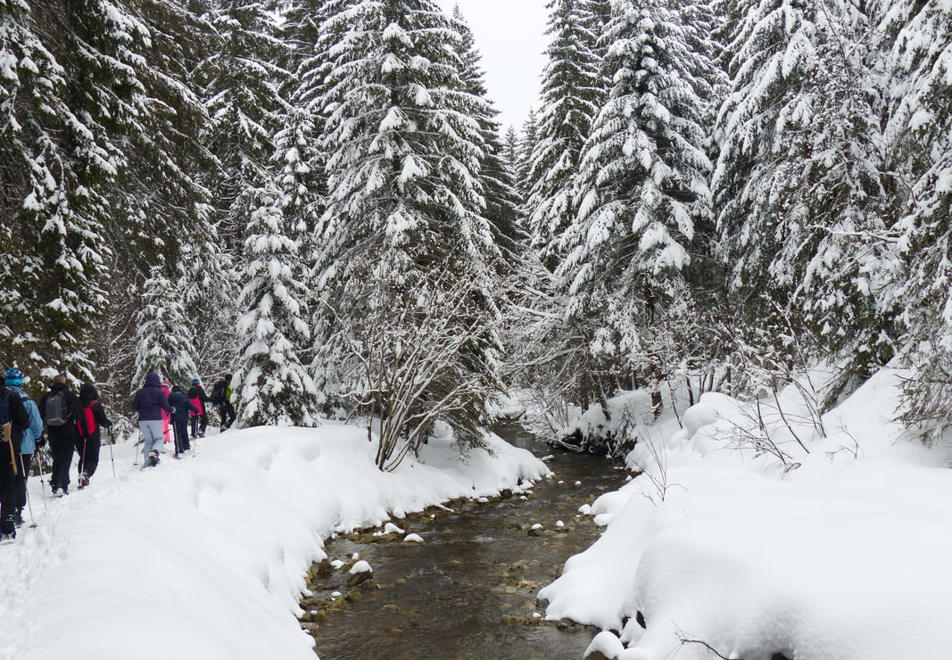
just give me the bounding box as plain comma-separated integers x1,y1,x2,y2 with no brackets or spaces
0,370,238,543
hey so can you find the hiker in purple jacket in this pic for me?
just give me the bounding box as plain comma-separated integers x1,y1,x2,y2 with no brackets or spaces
131,372,174,467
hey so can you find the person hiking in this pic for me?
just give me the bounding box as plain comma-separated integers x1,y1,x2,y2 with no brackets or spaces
39,375,82,497
168,385,198,457
160,379,172,447
0,376,29,542
187,378,210,440
211,374,236,432
75,382,112,489
131,372,174,467
5,369,43,527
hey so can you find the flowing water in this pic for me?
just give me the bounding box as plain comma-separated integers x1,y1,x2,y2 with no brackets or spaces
303,423,628,660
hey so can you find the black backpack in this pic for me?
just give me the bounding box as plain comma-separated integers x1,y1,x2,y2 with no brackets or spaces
211,381,225,404
0,388,11,444
45,390,69,426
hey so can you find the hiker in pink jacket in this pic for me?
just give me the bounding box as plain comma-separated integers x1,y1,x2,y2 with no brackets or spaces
161,379,172,445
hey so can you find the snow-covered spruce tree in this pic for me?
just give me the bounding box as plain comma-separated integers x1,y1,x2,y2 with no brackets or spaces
133,265,199,389
556,0,714,389
525,0,604,269
0,0,69,371
517,107,539,195
314,0,504,469
712,0,893,402
18,0,155,383
453,7,524,264
875,0,952,437
99,1,220,396
197,0,288,251
232,183,319,427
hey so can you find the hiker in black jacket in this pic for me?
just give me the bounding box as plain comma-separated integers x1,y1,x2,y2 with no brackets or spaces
186,378,210,440
39,375,82,497
1,382,30,542
75,382,112,489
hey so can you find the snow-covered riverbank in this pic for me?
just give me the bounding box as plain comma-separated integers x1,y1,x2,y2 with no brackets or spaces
542,368,952,659
0,423,548,660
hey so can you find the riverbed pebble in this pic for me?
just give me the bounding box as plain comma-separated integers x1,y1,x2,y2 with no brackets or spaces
555,520,565,528
574,480,582,486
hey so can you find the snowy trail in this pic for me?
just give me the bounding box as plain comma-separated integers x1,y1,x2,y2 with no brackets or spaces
0,424,548,660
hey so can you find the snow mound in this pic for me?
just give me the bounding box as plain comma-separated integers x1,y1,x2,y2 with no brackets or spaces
349,560,372,575
540,367,952,659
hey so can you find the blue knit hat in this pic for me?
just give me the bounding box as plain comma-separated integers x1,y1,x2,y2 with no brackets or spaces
4,368,24,387
191,378,201,385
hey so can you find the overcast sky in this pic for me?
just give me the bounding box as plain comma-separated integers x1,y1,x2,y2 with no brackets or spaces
437,0,549,130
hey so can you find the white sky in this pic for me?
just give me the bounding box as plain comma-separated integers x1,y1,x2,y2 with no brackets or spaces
438,0,549,130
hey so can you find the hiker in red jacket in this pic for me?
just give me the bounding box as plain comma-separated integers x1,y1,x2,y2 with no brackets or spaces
75,382,112,489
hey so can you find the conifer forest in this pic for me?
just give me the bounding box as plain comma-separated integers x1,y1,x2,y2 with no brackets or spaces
2,0,952,465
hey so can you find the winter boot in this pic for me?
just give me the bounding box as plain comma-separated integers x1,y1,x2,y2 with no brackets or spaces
78,474,90,489
0,531,15,545
147,450,159,467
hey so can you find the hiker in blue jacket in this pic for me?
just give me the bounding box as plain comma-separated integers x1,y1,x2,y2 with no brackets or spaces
4,369,42,526
168,385,198,457
131,372,174,467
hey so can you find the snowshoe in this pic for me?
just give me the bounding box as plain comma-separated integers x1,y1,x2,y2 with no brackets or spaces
77,474,90,489
52,487,66,498
147,451,159,467
0,532,15,545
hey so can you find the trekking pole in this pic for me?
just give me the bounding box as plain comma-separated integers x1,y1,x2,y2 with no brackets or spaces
36,445,49,511
134,429,141,466
18,453,37,528
107,426,117,479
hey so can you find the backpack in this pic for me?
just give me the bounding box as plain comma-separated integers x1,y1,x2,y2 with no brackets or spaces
45,390,69,427
77,401,97,437
211,381,225,404
0,388,11,445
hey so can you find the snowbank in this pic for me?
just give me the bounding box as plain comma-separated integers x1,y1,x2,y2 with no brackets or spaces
540,367,952,659
0,422,548,660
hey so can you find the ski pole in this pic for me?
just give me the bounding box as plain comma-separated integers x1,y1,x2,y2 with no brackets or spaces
134,429,141,466
107,426,116,479
18,453,36,528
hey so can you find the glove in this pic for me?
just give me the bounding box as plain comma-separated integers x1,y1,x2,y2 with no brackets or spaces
35,435,46,448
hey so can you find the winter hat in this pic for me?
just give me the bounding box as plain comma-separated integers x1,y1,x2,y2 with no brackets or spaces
191,378,200,385
171,385,183,393
4,368,23,387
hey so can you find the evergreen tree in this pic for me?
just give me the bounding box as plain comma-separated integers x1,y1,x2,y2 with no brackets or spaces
524,0,604,268
712,0,892,399
557,0,714,378
314,0,503,466
17,1,153,381
876,0,952,434
134,266,199,388
197,0,288,250
452,6,524,262
232,183,319,427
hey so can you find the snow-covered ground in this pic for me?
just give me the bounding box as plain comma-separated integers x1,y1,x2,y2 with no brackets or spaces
0,422,548,660
541,368,952,659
